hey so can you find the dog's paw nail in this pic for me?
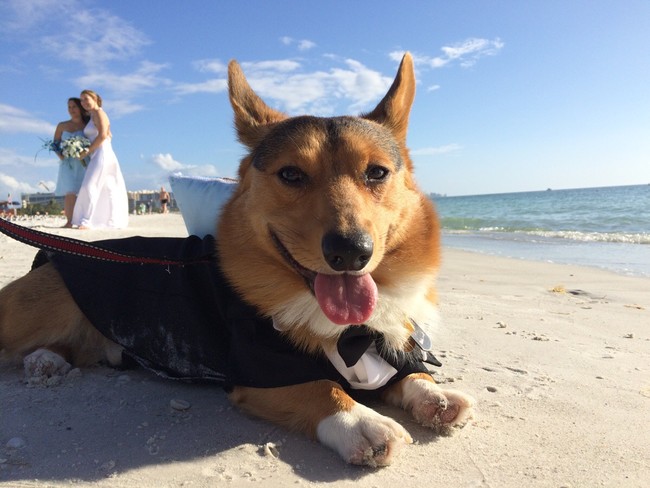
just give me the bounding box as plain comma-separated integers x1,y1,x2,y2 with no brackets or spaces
372,443,388,457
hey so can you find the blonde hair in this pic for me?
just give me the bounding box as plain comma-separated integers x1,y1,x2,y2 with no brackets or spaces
81,89,103,107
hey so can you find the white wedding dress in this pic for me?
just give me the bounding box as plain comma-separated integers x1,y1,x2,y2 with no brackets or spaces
72,112,129,229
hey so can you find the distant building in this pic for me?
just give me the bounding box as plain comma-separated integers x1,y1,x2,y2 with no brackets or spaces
21,190,177,214
22,192,63,207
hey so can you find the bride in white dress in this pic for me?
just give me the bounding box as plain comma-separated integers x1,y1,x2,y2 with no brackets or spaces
72,90,129,229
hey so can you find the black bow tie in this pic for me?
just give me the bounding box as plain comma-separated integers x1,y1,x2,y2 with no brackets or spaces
336,326,377,367
336,322,442,369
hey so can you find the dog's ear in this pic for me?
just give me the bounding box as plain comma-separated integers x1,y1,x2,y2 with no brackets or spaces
228,60,288,148
363,52,416,144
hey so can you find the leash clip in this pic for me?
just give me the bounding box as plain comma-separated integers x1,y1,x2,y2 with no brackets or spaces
410,318,442,367
409,318,432,351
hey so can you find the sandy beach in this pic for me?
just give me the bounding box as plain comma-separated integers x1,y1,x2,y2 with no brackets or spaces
1,213,648,487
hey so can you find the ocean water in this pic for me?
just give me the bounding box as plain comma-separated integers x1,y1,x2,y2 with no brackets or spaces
432,184,650,277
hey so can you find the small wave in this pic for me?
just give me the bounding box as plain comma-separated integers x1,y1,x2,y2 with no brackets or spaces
440,217,488,230
526,230,650,244
440,218,535,233
444,227,650,244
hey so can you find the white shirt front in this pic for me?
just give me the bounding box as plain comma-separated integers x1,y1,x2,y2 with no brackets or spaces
324,343,398,390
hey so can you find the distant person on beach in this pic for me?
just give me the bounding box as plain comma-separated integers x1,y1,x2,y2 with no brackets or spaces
1,193,17,220
72,90,129,229
159,186,170,214
53,98,89,228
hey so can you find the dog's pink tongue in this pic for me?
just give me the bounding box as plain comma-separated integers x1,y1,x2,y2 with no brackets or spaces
314,273,378,325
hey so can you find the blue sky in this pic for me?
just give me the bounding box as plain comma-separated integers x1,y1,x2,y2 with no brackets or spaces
1,0,649,199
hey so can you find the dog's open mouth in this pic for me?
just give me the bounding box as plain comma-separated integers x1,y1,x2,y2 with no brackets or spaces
270,231,378,326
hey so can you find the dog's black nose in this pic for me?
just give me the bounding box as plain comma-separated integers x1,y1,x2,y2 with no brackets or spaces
322,231,374,272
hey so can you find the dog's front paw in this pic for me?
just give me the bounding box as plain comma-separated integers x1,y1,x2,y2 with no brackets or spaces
316,403,412,467
23,348,72,385
402,378,475,434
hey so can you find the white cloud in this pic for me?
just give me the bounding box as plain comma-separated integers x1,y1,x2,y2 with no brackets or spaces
193,59,228,74
2,0,150,67
77,61,171,96
0,147,55,169
280,37,316,51
391,38,504,69
104,99,146,118
388,51,408,62
427,84,441,92
0,171,41,194
298,40,316,51
175,78,228,95
185,57,393,114
74,62,171,117
1,0,157,119
411,144,461,156
0,0,68,31
149,153,219,177
0,104,55,134
242,60,301,73
151,153,184,172
175,57,394,114
441,38,503,62
333,59,394,109
41,9,151,68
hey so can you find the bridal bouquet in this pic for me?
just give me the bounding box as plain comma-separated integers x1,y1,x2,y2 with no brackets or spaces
39,136,91,167
60,136,91,161
40,139,60,154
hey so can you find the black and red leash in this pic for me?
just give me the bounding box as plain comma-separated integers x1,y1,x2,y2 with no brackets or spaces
0,217,212,266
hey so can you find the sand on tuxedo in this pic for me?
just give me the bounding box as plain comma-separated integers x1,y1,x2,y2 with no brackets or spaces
1,213,649,487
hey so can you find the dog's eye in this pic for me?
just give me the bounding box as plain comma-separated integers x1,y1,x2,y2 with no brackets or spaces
278,166,307,186
365,165,390,183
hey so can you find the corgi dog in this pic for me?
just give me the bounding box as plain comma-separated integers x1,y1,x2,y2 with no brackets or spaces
0,53,474,467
